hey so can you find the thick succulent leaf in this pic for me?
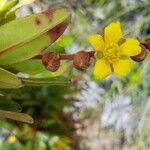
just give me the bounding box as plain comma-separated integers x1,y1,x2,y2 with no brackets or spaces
10,59,46,75
10,0,36,12
0,34,51,64
0,0,18,18
30,63,70,78
0,97,22,112
0,6,71,65
0,7,66,49
0,11,16,25
0,110,33,123
0,0,35,25
44,44,66,53
22,76,70,86
0,67,22,88
0,0,7,10
8,59,70,77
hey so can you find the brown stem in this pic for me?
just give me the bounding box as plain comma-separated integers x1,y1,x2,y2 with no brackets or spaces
141,40,150,50
32,39,150,71
31,39,150,72
88,51,95,58
59,54,75,60
33,54,42,59
32,39,150,61
33,51,95,60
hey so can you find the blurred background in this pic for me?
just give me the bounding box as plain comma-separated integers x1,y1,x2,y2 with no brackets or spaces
0,0,150,149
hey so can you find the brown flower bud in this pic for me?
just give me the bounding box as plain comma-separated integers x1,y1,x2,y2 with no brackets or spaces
131,44,148,62
42,52,60,72
73,51,90,71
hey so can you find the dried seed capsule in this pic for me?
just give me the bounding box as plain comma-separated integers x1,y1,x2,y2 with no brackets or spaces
73,51,90,71
42,52,60,72
131,44,148,62
142,40,150,50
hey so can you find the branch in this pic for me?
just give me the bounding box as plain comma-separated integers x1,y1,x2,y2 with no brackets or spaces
32,40,150,72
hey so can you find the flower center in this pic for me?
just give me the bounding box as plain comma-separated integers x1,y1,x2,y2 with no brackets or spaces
104,44,120,63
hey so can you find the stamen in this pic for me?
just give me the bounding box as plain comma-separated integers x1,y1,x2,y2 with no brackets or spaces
103,44,120,63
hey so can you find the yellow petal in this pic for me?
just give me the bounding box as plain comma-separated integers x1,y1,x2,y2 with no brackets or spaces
88,34,105,51
113,58,133,76
104,21,122,44
93,58,112,80
120,38,141,56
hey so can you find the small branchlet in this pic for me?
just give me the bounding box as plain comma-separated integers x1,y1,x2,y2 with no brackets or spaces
41,51,94,72
33,40,149,72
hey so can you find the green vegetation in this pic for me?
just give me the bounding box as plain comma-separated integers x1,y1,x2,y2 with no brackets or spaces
0,0,150,149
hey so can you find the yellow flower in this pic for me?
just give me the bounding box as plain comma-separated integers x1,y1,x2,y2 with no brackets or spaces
7,135,17,143
89,21,141,80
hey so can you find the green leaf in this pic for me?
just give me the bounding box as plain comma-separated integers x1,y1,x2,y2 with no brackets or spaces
0,11,16,25
0,0,7,10
45,44,66,53
9,59,46,75
0,0,18,18
57,35,73,47
10,0,36,12
0,110,33,123
0,6,71,65
22,76,70,86
0,0,35,25
0,97,21,112
0,67,22,88
7,59,70,77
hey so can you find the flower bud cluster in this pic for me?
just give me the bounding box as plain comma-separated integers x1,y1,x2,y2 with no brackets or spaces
42,51,94,72
38,40,150,72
